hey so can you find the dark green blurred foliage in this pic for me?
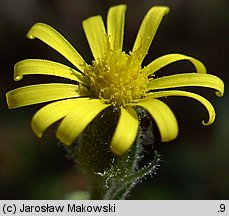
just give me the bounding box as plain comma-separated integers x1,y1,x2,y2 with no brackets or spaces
0,0,228,199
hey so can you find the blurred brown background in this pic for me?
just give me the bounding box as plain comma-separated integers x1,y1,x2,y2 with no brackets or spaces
0,0,228,199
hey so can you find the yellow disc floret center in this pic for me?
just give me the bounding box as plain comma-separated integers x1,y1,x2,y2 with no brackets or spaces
84,45,148,107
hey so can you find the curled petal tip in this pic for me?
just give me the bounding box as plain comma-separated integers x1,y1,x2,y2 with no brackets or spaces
26,28,36,39
27,34,35,39
14,75,23,81
202,113,216,126
216,91,224,97
215,76,224,97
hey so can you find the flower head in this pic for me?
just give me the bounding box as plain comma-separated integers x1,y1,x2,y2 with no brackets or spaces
6,5,224,155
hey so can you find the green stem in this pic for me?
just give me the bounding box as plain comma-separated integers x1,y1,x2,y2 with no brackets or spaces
65,106,160,199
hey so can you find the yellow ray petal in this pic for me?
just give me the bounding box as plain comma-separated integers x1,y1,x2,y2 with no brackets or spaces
110,106,139,155
147,73,224,97
27,23,86,71
107,5,126,51
142,53,206,76
146,90,217,126
14,59,89,85
32,98,89,137
132,99,178,142
132,6,169,62
83,16,107,60
56,99,109,145
6,83,86,109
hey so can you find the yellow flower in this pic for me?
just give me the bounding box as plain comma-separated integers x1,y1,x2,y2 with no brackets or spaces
6,5,224,155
